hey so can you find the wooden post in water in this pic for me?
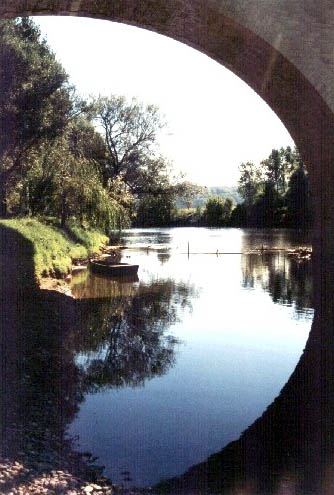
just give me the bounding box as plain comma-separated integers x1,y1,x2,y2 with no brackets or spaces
187,241,189,259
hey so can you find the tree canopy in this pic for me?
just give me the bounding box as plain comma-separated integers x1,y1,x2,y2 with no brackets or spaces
90,94,201,226
233,146,312,228
21,120,129,231
204,196,234,227
0,17,201,232
92,95,166,194
0,17,74,216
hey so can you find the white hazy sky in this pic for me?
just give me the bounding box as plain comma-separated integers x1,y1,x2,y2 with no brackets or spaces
33,16,294,187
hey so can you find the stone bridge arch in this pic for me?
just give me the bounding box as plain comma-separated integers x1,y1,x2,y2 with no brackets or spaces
1,1,334,491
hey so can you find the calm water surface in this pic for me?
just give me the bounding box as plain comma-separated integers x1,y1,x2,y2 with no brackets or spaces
69,228,313,487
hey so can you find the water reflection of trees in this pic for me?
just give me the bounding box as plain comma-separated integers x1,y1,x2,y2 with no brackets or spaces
241,252,313,312
73,278,195,390
159,238,324,494
1,274,196,480
241,228,312,251
117,230,172,247
157,250,171,264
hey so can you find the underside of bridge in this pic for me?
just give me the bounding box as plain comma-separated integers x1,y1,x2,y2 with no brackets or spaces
1,1,334,493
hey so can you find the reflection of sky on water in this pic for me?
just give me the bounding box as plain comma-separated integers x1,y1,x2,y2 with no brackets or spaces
69,227,313,487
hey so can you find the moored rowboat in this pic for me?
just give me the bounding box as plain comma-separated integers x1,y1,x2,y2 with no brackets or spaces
89,259,139,277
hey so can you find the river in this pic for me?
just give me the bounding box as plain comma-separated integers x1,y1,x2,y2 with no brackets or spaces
67,227,313,488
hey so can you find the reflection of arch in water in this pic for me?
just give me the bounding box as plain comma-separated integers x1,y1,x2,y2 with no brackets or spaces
1,2,334,492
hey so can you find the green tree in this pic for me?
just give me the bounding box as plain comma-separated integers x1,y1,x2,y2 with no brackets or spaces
236,146,312,228
263,149,282,194
175,182,207,208
204,196,233,226
285,161,312,228
253,181,282,227
230,203,247,226
222,197,234,223
0,18,74,216
91,95,166,193
262,148,295,196
22,120,129,232
135,193,174,226
91,95,202,224
238,161,263,206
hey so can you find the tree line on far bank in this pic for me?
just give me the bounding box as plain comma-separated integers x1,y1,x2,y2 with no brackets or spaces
165,146,312,229
234,146,312,229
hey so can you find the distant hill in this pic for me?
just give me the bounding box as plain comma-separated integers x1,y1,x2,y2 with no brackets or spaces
176,186,242,208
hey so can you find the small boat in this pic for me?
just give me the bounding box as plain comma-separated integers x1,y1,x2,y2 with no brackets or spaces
89,259,139,277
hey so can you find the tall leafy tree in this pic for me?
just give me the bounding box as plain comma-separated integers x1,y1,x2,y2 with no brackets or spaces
204,196,234,227
263,149,282,194
136,193,175,226
91,94,201,223
236,146,312,228
285,161,312,228
238,161,263,206
21,119,129,231
253,181,282,227
92,95,166,194
262,147,295,195
0,17,74,216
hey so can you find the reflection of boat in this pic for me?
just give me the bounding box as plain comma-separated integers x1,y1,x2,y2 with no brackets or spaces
89,259,139,277
71,270,139,299
92,271,139,283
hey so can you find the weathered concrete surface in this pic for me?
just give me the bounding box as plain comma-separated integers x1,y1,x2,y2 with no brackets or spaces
210,0,334,111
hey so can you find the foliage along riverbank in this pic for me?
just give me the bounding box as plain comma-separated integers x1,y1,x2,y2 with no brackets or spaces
0,218,108,283
134,146,313,229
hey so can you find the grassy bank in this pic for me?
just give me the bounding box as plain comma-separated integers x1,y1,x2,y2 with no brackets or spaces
0,218,108,281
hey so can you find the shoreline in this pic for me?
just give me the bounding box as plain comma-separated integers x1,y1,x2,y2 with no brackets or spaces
38,245,123,298
37,244,312,298
0,458,155,494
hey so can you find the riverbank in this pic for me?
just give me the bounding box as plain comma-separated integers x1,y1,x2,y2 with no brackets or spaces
0,458,154,494
0,218,109,284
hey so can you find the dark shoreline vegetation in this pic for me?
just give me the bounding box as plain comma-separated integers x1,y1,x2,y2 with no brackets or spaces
137,146,312,229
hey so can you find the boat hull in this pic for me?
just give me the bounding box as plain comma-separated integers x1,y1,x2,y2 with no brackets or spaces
89,260,139,277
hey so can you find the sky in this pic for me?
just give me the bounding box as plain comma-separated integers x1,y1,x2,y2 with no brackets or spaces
33,16,294,187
